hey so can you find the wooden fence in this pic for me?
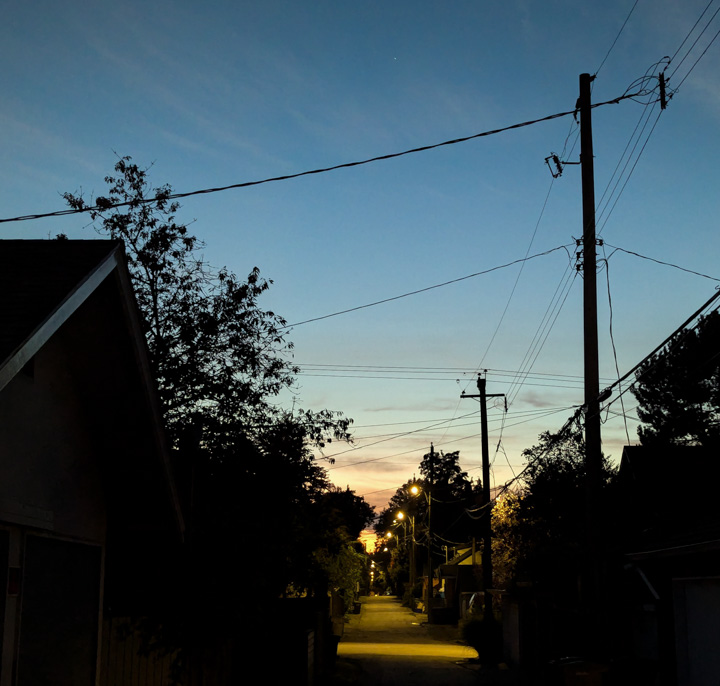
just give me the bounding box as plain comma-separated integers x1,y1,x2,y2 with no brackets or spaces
98,604,323,685
98,617,235,686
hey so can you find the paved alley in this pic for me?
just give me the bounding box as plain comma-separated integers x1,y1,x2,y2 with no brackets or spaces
333,596,513,686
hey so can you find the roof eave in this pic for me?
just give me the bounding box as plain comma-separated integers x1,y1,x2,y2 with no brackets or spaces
0,242,186,541
0,244,122,393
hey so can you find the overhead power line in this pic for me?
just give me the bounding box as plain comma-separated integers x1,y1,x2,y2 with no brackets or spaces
668,0,720,86
298,373,592,392
298,363,617,384
669,0,718,66
0,92,644,226
598,290,720,415
594,11,720,236
328,404,576,471
401,291,720,510
282,244,572,328
348,405,573,430
605,243,720,282
506,268,578,406
673,21,720,91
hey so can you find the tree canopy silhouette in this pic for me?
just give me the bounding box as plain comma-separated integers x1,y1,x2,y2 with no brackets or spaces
63,157,362,673
64,156,351,450
632,309,720,449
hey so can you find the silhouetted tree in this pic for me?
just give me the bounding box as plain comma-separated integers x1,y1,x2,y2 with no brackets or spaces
64,156,350,449
632,309,720,449
420,448,480,549
492,427,616,592
490,490,527,589
319,486,375,541
307,487,373,609
516,428,588,590
64,157,354,678
377,451,482,600
419,448,472,500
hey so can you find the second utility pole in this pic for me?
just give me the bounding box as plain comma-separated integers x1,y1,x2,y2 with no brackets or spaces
425,443,435,623
461,372,504,620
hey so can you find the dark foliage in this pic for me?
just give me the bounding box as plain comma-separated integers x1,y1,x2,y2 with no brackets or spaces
419,448,472,498
494,428,616,595
632,309,720,449
64,157,365,676
64,157,351,449
319,486,376,542
376,450,482,595
420,449,482,548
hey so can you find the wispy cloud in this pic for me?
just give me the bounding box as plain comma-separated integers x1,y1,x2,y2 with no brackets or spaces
366,398,460,413
83,30,294,168
0,110,105,188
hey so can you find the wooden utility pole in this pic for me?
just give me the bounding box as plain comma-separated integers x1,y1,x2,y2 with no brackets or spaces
461,373,504,620
579,72,602,636
409,512,416,588
426,443,434,623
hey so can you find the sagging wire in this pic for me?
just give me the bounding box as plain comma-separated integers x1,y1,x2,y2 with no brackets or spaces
601,244,631,444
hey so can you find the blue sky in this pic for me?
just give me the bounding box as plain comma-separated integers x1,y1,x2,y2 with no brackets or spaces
2,0,719,512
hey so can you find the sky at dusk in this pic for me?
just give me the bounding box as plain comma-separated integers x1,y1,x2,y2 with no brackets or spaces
2,0,719,515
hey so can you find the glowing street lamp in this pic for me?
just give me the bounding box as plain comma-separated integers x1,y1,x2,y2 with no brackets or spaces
397,509,417,589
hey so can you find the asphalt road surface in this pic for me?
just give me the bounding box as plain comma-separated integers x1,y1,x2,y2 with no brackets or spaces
333,596,513,685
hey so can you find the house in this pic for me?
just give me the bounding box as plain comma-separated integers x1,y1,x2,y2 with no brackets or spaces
0,240,184,686
437,546,482,620
618,444,720,685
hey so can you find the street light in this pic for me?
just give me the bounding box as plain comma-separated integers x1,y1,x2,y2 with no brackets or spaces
398,510,417,590
406,486,425,591
409,466,435,623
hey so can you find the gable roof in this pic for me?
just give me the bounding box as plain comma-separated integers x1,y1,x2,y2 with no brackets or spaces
0,239,184,539
0,240,125,389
